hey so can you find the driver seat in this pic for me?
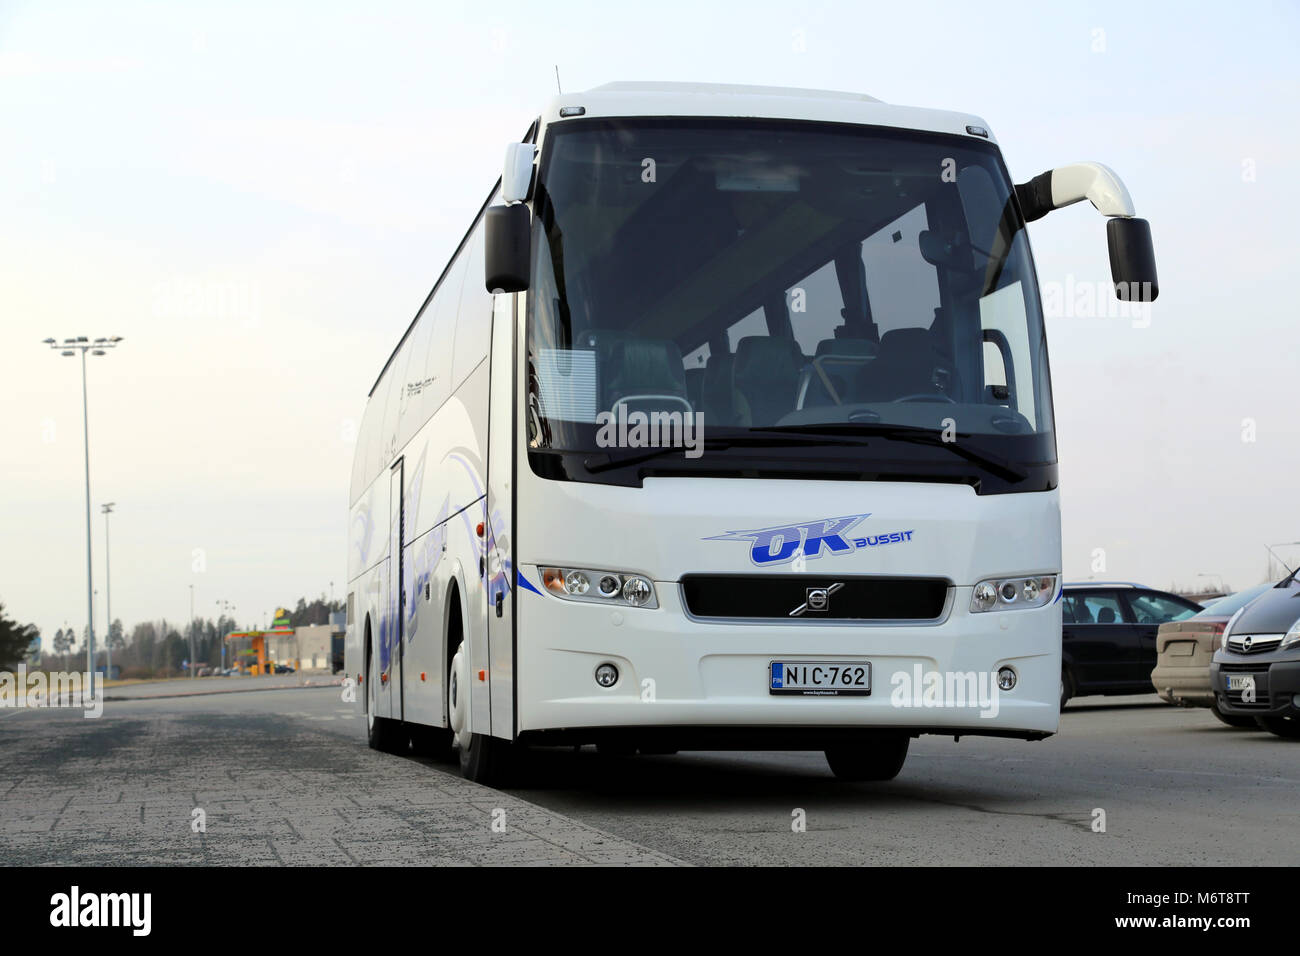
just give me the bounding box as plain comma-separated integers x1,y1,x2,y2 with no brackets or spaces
853,328,959,403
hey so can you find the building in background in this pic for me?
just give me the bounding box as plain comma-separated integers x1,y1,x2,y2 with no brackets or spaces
225,614,345,674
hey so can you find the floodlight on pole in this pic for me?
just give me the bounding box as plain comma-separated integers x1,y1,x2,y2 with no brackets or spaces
45,336,123,682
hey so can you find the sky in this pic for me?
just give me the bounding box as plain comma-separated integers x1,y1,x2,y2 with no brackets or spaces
3,0,1298,648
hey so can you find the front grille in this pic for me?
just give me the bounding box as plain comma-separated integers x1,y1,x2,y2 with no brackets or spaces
681,575,949,621
1219,663,1270,709
1227,691,1270,708
1226,635,1282,654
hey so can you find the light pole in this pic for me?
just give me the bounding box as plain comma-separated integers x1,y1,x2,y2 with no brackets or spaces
1265,542,1300,581
102,502,115,678
218,599,235,672
188,584,196,678
45,336,122,680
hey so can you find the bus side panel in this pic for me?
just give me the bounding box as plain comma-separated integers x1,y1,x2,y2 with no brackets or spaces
393,366,490,733
392,374,490,729
346,476,392,717
400,523,445,728
453,372,491,739
485,290,518,739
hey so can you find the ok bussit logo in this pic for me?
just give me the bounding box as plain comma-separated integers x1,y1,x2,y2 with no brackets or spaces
705,513,915,566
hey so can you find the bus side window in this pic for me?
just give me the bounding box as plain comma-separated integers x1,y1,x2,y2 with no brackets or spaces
453,218,493,390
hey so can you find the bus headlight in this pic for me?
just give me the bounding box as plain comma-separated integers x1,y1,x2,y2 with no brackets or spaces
970,575,1056,613
541,566,659,609
972,582,997,611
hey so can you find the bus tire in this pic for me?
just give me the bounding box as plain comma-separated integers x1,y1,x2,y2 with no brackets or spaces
410,724,455,761
824,735,909,781
365,642,404,754
459,732,519,786
449,639,519,785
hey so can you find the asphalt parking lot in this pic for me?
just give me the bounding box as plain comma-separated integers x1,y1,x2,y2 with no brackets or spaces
3,682,1297,866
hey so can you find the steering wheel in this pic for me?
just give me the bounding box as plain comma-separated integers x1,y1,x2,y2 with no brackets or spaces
891,392,956,404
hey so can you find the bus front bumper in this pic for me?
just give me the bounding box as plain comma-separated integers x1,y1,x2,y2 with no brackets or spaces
515,582,1060,743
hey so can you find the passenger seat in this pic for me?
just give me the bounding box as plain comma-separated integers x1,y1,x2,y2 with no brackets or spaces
733,336,804,425
701,352,750,427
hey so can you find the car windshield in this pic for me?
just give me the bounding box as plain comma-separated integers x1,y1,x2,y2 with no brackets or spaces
1196,584,1273,617
526,118,1055,487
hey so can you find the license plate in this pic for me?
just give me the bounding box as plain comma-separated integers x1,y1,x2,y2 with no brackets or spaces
1227,674,1256,692
770,660,870,697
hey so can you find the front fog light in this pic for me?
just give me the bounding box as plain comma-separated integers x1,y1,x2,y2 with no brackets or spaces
598,575,621,597
1021,579,1040,602
594,663,619,688
997,667,1017,691
622,576,653,606
973,582,997,611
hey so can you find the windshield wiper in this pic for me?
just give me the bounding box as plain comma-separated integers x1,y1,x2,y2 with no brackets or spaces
581,435,864,474
751,423,1029,483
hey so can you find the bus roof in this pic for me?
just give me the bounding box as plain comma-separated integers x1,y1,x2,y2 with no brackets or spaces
543,81,997,144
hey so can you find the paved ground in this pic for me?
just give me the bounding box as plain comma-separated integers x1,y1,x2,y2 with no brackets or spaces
103,674,340,698
0,689,678,866
514,700,1300,866
3,684,1297,866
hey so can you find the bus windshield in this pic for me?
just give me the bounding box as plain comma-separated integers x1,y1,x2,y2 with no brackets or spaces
526,118,1056,488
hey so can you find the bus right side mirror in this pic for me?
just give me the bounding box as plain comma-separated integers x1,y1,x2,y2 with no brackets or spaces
485,203,531,293
1107,217,1158,302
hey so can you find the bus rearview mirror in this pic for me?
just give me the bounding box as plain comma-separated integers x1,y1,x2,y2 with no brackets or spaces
1107,217,1158,302
485,203,531,294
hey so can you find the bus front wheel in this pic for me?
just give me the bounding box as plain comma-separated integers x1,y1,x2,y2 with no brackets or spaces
448,641,519,786
824,735,909,782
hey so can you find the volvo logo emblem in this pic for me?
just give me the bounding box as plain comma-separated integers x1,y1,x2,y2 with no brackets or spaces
790,582,844,617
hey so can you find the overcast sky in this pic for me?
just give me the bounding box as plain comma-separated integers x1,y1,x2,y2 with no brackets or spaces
3,0,1298,647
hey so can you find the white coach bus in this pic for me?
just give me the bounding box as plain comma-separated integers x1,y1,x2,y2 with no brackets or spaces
345,82,1157,785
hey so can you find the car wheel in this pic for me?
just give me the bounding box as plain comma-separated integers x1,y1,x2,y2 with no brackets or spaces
1256,714,1300,739
448,640,520,785
825,734,909,781
1060,667,1075,711
1210,701,1258,729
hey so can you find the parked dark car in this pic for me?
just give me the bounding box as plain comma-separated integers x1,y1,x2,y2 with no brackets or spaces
1210,571,1300,738
1061,583,1202,708
274,664,295,675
